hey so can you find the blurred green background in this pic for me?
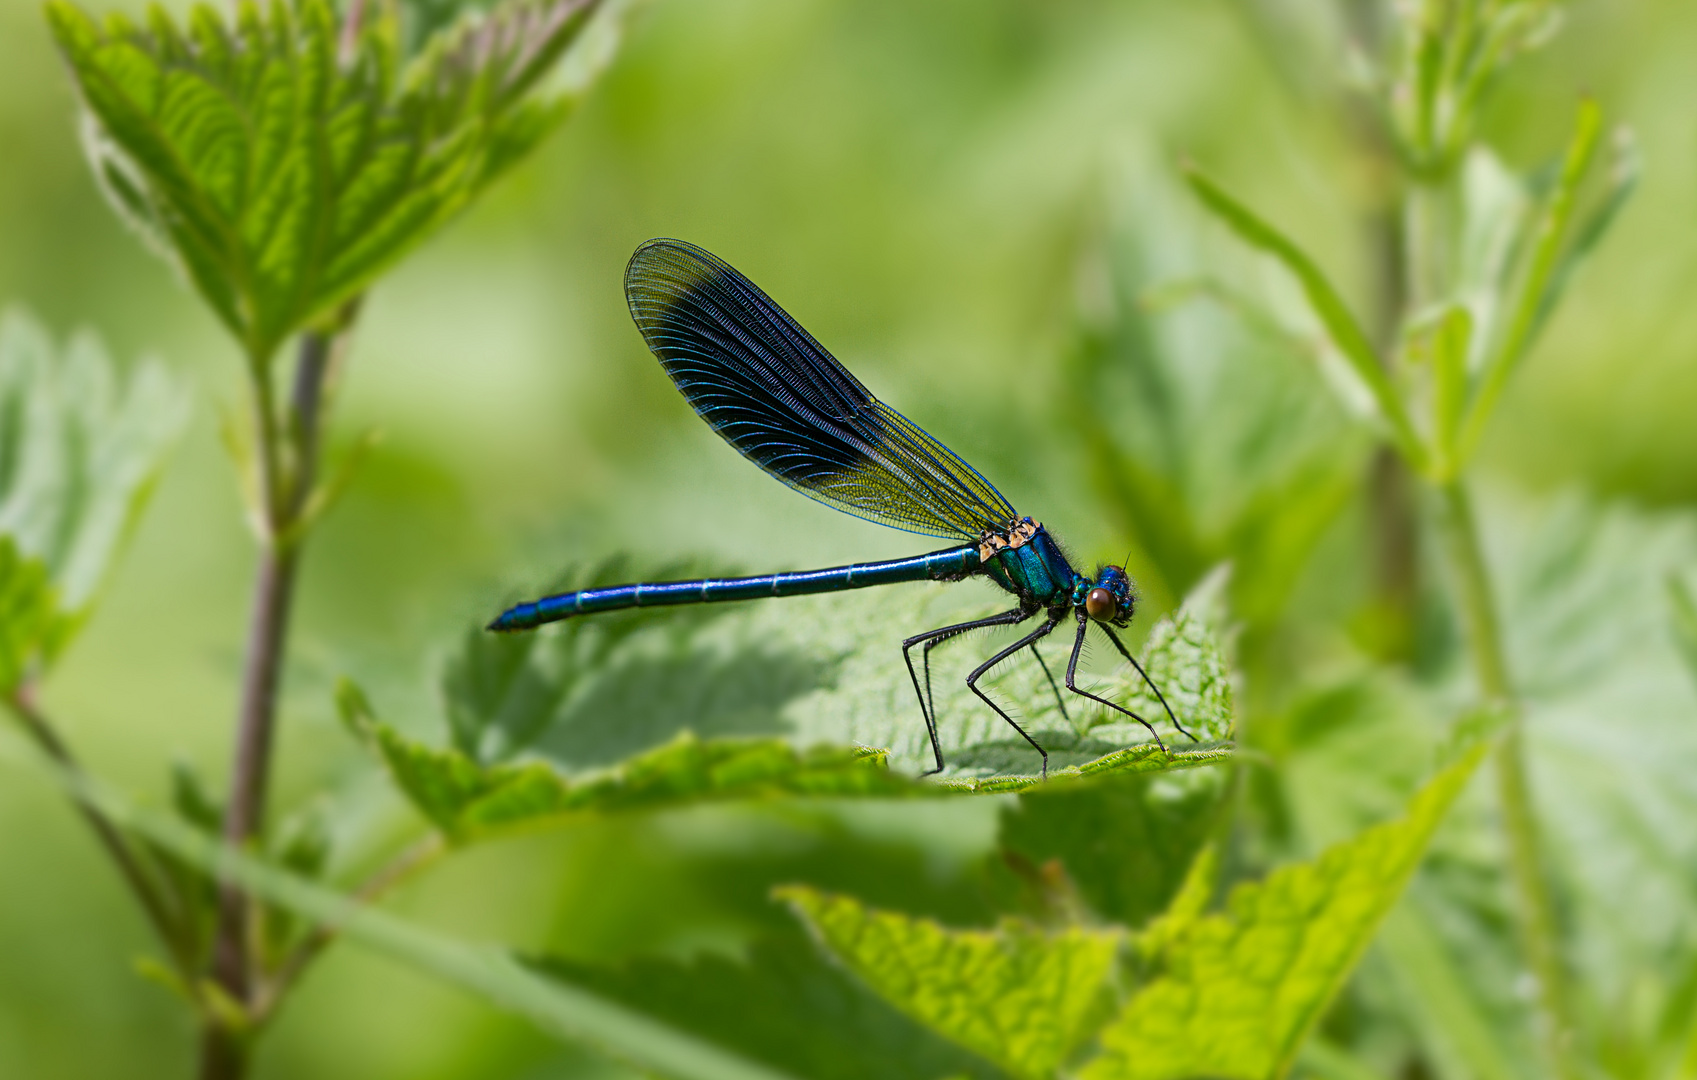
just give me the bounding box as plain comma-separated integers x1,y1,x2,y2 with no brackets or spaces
3,0,1697,1075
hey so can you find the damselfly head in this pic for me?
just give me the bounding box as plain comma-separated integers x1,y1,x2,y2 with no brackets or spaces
1085,565,1135,626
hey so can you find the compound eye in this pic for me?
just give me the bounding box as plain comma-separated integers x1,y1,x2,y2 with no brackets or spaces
1085,587,1116,622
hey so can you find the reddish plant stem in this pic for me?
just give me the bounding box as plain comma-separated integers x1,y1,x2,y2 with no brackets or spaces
202,330,333,1080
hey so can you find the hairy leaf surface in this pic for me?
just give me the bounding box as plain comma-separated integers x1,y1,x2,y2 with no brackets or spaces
780,886,1120,1079
1080,746,1484,1080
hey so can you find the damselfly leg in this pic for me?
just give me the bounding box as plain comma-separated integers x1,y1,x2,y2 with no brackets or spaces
1100,623,1197,743
1065,611,1169,752
963,613,1068,779
903,607,1029,774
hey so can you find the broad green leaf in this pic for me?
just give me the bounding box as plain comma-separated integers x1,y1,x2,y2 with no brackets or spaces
529,926,1003,1080
47,0,611,363
779,885,1121,1080
1183,167,1422,464
0,537,66,694
341,679,927,840
1079,745,1485,1080
996,766,1227,929
0,312,185,617
450,558,743,763
0,725,798,1080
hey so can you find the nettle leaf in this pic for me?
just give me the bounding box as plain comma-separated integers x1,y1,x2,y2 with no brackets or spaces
1079,744,1485,1080
48,0,607,362
529,925,1003,1080
779,886,1121,1080
0,312,185,682
341,679,925,841
449,558,741,764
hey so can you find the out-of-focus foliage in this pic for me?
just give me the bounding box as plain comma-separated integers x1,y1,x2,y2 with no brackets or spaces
4,0,1697,1077
1083,746,1482,1080
0,312,183,690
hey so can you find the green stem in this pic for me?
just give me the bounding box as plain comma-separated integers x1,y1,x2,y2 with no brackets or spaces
1432,479,1575,1077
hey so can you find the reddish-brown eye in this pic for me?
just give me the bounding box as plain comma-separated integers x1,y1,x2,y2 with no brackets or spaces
1085,587,1116,621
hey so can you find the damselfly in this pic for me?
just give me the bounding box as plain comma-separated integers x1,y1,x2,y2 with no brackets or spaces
490,239,1194,775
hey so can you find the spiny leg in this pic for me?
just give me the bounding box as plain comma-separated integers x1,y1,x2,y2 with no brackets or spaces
903,607,1030,775
1028,640,1070,724
1065,613,1169,753
1101,623,1197,742
964,614,1066,779
920,624,984,735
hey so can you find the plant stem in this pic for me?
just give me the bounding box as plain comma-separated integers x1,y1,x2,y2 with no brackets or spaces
1432,479,1575,1077
203,330,335,1080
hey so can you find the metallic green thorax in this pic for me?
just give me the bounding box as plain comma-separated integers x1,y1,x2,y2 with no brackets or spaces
980,524,1089,611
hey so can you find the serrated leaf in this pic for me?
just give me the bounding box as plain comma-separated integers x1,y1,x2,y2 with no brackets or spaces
528,926,1003,1080
0,312,185,621
779,885,1121,1080
939,744,1233,793
48,0,610,363
1079,745,1485,1080
342,679,929,840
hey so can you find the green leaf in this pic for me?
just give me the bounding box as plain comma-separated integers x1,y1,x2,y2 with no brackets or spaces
1183,167,1422,464
0,311,185,619
451,558,748,763
939,744,1233,794
996,766,1227,929
0,537,66,695
779,885,1121,1080
1071,160,1362,627
1457,97,1604,461
342,678,928,841
528,925,1004,1080
1374,903,1523,1080
47,0,612,363
1079,745,1485,1080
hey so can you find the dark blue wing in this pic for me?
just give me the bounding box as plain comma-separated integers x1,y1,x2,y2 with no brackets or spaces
624,239,1019,542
